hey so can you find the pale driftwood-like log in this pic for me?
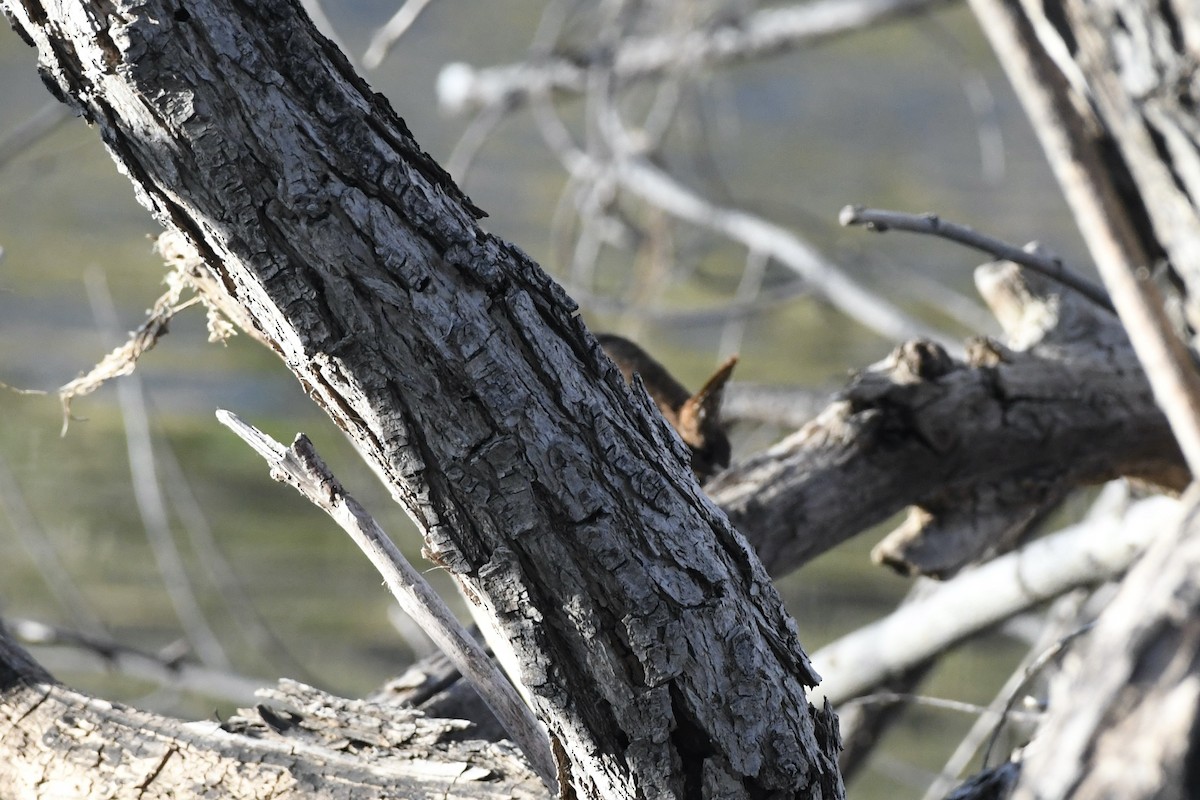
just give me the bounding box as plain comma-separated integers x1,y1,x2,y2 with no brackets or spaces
436,0,952,115
809,493,1179,706
215,411,556,790
1014,489,1200,799
709,261,1187,578
0,0,844,796
0,631,548,799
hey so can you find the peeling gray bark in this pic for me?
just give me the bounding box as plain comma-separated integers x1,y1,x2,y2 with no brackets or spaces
0,0,843,796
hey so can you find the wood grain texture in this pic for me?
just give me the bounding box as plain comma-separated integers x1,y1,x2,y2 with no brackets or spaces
0,0,842,795
711,268,1184,576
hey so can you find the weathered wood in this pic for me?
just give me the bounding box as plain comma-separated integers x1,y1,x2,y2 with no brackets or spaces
1061,1,1200,331
1014,489,1200,799
710,261,1186,577
0,0,843,796
810,493,1179,706
968,0,1200,475
215,412,556,789
0,633,548,799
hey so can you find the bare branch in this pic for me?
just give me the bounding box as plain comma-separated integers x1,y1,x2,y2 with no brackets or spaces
8,617,262,704
85,269,232,670
362,0,437,70
839,205,1115,313
0,101,70,171
437,0,954,116
710,320,1183,577
613,157,954,347
919,589,1090,800
215,410,558,792
154,434,318,682
0,453,108,636
810,493,1178,706
1014,486,1200,798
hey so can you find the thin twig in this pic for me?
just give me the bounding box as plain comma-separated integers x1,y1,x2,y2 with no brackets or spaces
920,15,1006,184
531,84,951,346
85,268,232,670
0,102,71,172
840,690,1040,723
919,588,1090,800
718,248,769,361
0,453,109,636
215,410,558,793
444,103,510,181
362,0,437,70
617,160,954,347
437,0,952,115
981,621,1095,768
839,205,1115,313
154,432,318,681
8,616,261,704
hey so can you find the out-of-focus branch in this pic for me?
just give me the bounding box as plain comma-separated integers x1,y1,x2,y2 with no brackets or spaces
526,68,956,348
85,269,231,671
604,151,952,346
361,0,436,70
436,0,954,116
1013,485,1200,798
0,101,70,171
7,617,262,704
0,454,108,636
809,493,1178,706
918,588,1089,799
155,435,317,682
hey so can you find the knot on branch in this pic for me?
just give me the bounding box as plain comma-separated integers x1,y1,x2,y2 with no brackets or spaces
890,340,957,383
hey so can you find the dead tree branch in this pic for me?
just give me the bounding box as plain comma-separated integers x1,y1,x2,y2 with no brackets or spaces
0,0,844,793
709,260,1186,578
1014,487,1200,799
216,410,556,790
966,0,1200,475
809,492,1178,705
839,205,1114,313
0,632,549,798
437,0,955,116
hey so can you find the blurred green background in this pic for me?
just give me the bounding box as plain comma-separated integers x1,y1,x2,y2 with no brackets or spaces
0,1,1091,795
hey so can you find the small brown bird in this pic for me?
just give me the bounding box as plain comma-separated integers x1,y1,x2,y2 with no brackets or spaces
597,333,737,482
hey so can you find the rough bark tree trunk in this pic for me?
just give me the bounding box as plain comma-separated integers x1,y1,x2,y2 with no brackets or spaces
0,0,843,796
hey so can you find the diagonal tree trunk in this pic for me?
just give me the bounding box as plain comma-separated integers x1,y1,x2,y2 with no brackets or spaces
0,0,843,796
